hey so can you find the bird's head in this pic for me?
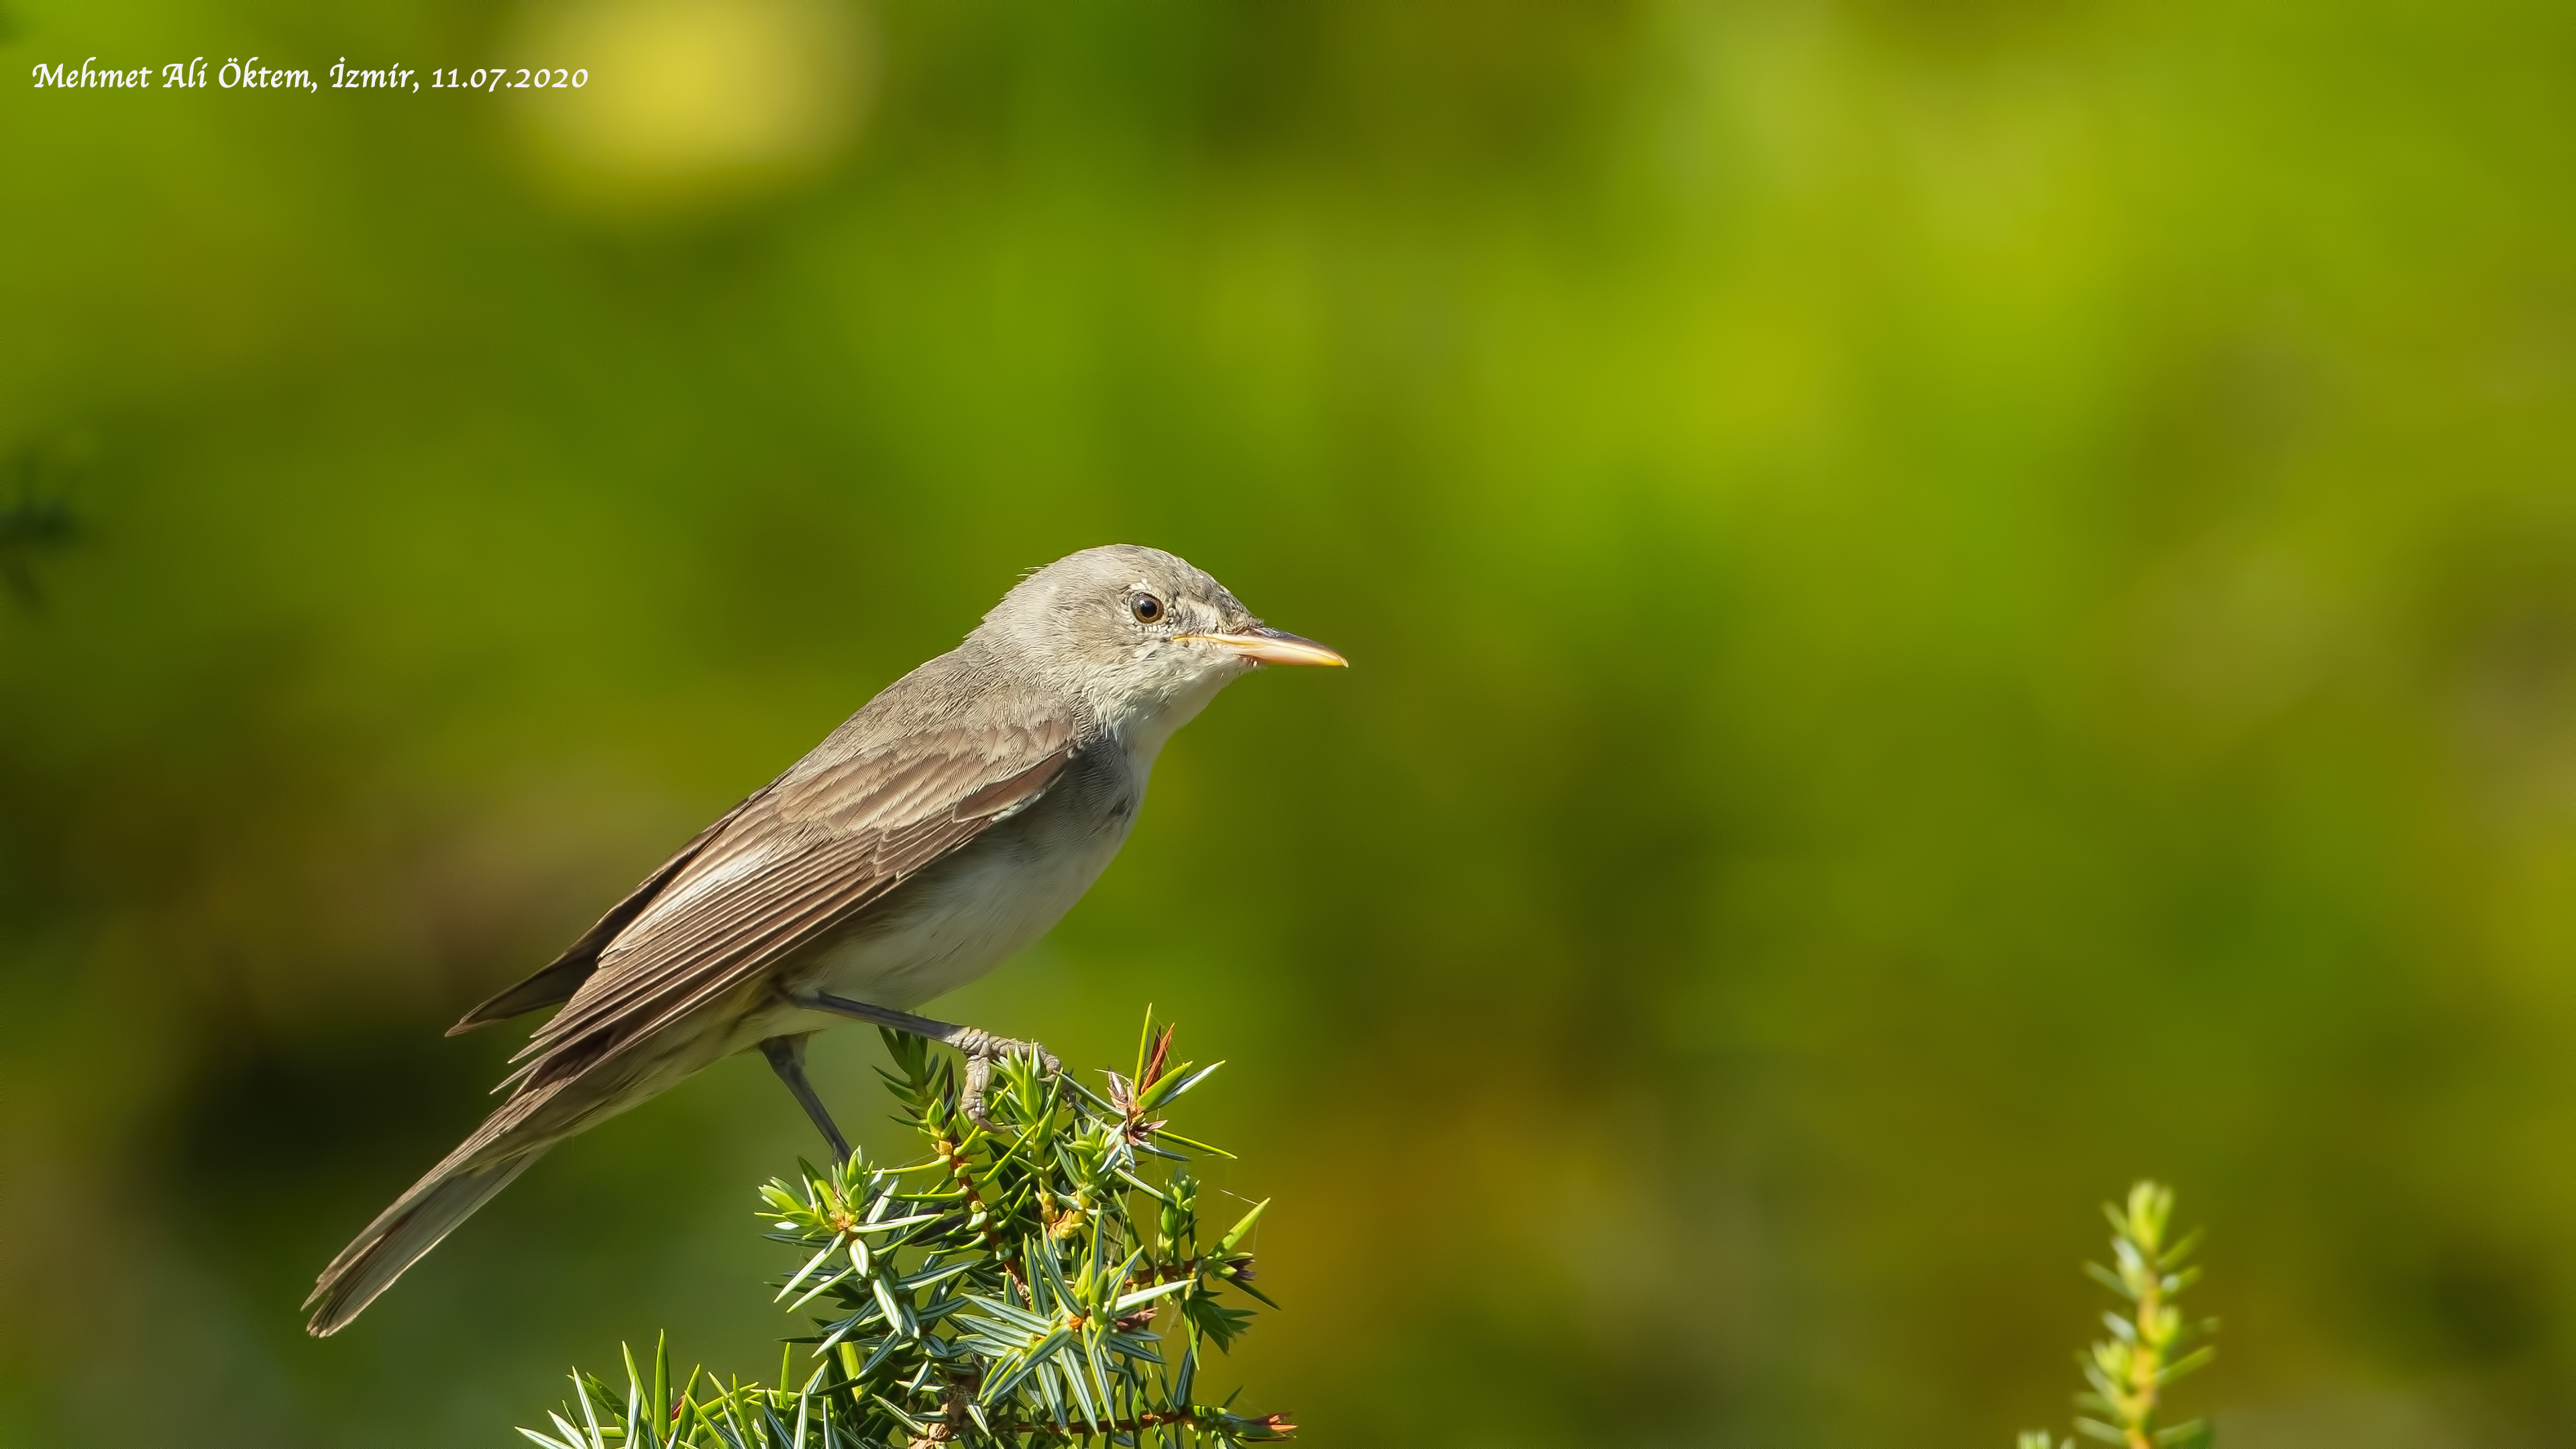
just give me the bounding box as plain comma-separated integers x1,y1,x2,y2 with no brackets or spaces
977,544,1344,755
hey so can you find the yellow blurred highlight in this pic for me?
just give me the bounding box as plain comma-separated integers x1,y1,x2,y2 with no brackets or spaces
508,0,874,211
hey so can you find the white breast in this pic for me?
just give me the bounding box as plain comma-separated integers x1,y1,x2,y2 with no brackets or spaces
773,662,1240,1024
788,775,1138,1012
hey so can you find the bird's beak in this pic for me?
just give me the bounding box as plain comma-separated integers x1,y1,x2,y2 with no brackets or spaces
1183,627,1349,667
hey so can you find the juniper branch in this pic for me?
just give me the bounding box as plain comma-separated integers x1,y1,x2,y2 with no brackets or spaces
521,1013,1287,1449
2021,1181,2216,1449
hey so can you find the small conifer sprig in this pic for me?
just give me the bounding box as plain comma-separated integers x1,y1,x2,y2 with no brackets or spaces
2021,1181,2216,1449
519,1016,1290,1449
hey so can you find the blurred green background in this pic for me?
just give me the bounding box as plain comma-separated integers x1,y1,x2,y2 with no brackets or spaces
7,0,2576,1444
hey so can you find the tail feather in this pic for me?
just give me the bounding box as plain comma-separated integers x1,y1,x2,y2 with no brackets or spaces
305,1148,547,1336
307,1073,576,1336
308,1012,709,1334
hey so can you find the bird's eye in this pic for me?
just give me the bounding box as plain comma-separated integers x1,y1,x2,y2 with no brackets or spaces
1130,592,1165,624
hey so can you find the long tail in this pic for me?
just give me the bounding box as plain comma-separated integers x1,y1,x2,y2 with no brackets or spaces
304,1091,559,1336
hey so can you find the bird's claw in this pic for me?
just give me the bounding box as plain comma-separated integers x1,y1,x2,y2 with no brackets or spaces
951,1028,1059,1130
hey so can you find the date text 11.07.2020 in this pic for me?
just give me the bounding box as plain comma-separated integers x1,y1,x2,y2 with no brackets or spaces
425,66,587,92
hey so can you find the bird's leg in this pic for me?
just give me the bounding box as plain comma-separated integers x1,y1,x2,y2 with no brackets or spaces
759,1034,853,1163
789,991,1057,1128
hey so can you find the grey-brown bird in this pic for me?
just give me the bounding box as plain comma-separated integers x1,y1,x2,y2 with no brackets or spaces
305,545,1344,1336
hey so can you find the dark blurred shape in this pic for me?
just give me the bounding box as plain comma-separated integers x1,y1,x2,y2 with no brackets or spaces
0,444,79,613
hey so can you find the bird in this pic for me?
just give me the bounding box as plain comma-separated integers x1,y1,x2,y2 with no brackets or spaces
304,544,1344,1336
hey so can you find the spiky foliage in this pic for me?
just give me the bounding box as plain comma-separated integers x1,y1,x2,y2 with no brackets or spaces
2020,1181,2216,1449
519,1017,1291,1449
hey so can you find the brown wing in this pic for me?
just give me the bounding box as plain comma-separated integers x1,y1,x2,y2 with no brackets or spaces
502,714,1077,1088
447,788,775,1034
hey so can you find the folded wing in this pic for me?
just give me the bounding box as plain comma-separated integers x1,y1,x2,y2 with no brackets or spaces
504,712,1078,1093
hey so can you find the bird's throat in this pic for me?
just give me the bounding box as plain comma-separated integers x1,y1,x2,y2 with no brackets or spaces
1116,664,1240,776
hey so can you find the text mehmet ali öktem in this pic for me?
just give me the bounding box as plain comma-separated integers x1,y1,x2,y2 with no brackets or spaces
30,57,421,91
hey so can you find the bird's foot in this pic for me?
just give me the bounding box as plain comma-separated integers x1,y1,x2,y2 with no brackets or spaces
949,1027,1059,1131
786,991,1057,1132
